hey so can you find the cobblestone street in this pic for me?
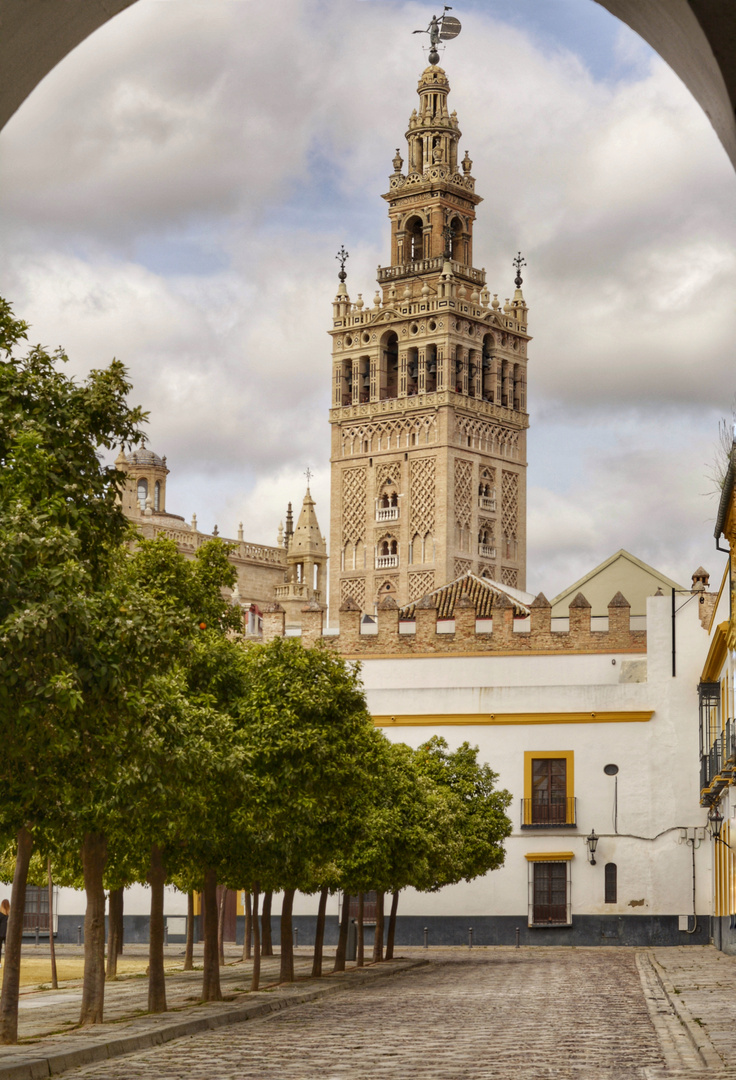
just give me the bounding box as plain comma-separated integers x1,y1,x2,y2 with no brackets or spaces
58,949,683,1080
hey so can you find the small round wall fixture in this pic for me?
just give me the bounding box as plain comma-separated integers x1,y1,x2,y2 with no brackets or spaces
603,764,619,776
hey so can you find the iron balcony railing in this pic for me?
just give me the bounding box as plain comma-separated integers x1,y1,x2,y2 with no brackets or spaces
700,719,736,796
521,797,577,829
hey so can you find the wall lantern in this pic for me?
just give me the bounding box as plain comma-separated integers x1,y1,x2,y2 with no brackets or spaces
586,829,599,865
708,806,725,841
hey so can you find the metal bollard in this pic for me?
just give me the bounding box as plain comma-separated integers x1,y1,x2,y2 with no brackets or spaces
423,926,428,950
164,923,169,947
77,925,82,946
468,927,473,949
515,926,520,949
35,925,39,947
294,926,298,949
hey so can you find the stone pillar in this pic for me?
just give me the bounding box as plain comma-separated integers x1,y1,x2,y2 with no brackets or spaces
454,594,476,641
568,592,591,636
377,594,399,646
262,603,285,643
607,591,631,641
529,592,551,636
492,592,514,646
414,595,436,650
338,597,361,650
301,601,325,648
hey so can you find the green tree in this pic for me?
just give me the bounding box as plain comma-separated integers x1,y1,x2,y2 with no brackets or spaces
0,297,146,1042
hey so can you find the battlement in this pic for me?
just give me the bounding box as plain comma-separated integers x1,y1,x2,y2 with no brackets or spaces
261,590,647,657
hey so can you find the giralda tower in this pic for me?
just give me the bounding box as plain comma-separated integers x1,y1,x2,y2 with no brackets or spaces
328,32,529,618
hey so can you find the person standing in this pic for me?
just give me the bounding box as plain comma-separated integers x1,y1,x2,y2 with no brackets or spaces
0,899,9,964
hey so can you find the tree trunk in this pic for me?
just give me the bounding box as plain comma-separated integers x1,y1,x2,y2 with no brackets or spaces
0,825,33,1044
105,888,123,980
311,886,329,979
217,887,227,967
356,893,364,967
183,891,194,971
279,888,295,984
242,890,252,961
147,844,167,1014
201,869,222,1002
332,892,350,973
261,891,273,956
250,883,261,992
385,890,400,960
47,860,58,990
373,890,385,962
79,832,108,1026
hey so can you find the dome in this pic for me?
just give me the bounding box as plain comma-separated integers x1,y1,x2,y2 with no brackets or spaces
125,449,165,468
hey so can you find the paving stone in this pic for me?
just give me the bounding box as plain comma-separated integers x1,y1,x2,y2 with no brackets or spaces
60,949,668,1080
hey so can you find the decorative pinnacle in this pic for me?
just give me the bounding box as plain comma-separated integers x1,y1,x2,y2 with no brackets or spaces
336,245,349,283
513,251,527,288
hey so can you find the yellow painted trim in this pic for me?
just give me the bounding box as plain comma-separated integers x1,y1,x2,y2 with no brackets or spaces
707,563,730,634
525,852,575,861
373,711,653,727
193,892,201,917
523,751,574,826
701,622,730,682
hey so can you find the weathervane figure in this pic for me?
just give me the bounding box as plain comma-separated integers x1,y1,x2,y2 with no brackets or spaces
304,467,313,487
413,6,462,65
513,252,527,288
336,245,349,283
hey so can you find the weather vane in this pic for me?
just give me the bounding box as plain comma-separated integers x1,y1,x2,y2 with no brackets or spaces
513,252,527,288
413,6,462,65
305,467,313,487
336,245,349,283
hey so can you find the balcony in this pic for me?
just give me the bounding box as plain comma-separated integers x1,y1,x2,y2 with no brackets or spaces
521,797,577,829
376,554,399,569
479,496,496,512
700,719,736,801
478,544,496,559
376,506,399,522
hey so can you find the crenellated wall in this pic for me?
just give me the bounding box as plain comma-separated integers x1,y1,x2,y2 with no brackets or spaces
262,589,646,657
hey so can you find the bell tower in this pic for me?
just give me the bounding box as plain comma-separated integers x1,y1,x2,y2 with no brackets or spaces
328,54,530,619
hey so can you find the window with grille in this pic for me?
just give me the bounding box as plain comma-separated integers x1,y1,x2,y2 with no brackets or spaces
23,886,49,931
604,863,617,904
530,862,570,925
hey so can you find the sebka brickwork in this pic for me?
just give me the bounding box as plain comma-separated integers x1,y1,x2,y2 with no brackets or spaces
328,61,529,621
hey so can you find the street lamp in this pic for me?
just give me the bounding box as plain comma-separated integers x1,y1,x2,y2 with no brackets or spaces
586,829,598,865
708,805,725,841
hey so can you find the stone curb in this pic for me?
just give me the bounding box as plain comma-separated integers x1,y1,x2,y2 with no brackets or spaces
0,959,429,1080
645,950,723,1070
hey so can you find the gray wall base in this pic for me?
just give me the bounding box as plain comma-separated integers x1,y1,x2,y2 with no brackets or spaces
54,913,712,948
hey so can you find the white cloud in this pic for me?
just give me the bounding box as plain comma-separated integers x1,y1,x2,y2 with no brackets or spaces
1,0,734,599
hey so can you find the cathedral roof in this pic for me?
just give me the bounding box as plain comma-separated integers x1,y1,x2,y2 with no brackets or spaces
399,572,533,620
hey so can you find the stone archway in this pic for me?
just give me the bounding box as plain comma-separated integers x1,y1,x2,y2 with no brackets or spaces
1,1,734,170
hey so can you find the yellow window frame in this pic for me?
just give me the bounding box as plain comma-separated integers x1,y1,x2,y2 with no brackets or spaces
523,750,575,826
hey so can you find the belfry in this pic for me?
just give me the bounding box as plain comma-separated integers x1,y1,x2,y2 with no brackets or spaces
328,50,530,616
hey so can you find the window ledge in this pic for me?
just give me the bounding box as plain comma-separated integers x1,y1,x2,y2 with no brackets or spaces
521,823,577,830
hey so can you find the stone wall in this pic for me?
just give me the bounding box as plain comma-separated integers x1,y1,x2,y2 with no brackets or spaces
263,589,647,656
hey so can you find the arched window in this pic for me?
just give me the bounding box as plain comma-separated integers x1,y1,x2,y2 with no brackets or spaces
154,481,161,512
137,478,148,509
604,863,617,904
383,332,399,400
449,216,463,260
405,216,424,262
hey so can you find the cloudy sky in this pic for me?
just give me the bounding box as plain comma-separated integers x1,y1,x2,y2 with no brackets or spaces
1,0,734,602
